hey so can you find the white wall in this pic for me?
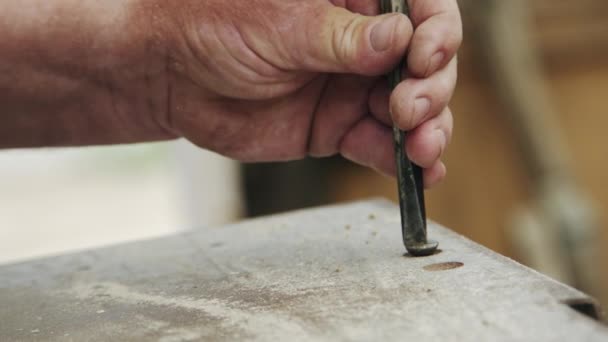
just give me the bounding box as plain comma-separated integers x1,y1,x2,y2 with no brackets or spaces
0,140,242,265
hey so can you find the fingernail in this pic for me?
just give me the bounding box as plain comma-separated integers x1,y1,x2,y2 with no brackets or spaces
427,52,445,76
414,97,431,119
371,14,401,52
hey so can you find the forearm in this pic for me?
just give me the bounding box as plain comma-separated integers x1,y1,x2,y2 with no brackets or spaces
0,0,176,148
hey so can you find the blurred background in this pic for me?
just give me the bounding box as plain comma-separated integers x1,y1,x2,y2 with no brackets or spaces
1,0,607,307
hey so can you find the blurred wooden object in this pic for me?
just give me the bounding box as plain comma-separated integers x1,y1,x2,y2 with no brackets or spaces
532,0,608,66
467,0,602,300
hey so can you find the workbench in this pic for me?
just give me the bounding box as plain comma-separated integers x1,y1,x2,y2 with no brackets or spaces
1,199,606,341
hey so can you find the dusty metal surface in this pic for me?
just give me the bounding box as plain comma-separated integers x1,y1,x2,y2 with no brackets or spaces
0,199,606,341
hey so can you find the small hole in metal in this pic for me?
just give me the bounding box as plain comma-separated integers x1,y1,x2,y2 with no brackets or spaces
423,261,464,271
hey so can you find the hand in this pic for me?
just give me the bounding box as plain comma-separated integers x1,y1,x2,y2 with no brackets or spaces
148,0,461,187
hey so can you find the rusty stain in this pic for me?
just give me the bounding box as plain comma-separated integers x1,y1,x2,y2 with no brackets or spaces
423,262,464,272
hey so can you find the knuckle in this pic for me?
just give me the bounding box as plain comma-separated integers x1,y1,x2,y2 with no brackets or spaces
433,77,453,107
453,24,463,46
391,81,418,130
420,16,462,57
443,109,454,141
331,13,366,68
446,26,463,52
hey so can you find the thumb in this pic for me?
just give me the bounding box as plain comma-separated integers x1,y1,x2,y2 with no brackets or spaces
290,6,413,76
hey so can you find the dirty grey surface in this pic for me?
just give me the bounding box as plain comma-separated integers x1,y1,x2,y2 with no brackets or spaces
1,199,607,341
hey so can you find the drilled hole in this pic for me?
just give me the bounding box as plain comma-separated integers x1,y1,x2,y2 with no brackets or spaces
563,298,603,322
423,261,464,271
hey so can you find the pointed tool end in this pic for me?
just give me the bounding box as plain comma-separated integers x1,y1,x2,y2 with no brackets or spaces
406,240,439,257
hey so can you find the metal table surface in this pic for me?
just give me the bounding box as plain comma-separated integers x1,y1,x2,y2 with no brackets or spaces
1,199,606,341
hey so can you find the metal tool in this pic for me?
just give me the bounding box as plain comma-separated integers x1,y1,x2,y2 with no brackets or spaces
380,0,438,256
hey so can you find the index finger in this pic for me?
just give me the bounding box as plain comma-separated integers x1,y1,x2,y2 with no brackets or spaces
407,0,462,77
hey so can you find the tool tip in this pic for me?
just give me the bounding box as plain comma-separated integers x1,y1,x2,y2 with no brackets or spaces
406,240,439,257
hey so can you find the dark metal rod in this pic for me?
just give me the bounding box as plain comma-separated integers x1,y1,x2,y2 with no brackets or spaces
381,0,437,256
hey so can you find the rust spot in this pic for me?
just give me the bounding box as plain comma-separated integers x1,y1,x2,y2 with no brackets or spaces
423,262,464,272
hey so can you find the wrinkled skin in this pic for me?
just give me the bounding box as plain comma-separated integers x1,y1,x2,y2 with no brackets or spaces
0,0,461,187
152,0,462,187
